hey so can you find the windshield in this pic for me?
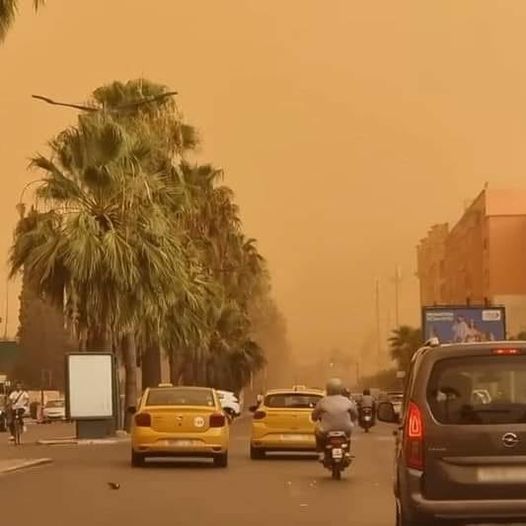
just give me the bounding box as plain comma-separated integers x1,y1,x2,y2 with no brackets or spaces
45,400,64,408
146,388,215,407
427,356,526,425
265,393,322,409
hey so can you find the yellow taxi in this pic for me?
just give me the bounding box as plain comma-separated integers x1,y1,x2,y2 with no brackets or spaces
130,385,229,468
249,386,324,459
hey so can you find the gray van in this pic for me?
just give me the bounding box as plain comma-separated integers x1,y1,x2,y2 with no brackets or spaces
378,341,526,525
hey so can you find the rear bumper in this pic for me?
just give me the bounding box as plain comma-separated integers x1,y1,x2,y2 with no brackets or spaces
251,433,316,451
402,470,526,521
132,428,228,456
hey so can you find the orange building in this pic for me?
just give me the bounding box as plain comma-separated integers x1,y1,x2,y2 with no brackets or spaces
417,189,526,337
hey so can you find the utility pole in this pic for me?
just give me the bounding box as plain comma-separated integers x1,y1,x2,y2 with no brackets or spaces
394,265,402,329
375,278,381,370
3,277,8,340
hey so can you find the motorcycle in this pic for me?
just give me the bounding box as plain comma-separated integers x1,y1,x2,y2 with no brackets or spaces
359,406,375,433
323,431,352,480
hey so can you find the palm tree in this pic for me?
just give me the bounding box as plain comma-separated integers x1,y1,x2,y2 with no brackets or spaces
388,326,423,372
11,110,195,429
0,0,44,43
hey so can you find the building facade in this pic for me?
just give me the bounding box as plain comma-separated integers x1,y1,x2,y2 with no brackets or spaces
417,189,526,337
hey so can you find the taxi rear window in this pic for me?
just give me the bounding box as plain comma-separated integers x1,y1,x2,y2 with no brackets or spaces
265,393,321,409
146,388,215,407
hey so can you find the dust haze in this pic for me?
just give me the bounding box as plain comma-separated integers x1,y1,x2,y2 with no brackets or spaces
1,0,526,377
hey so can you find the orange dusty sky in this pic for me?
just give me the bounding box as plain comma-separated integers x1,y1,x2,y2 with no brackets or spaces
2,1,526,369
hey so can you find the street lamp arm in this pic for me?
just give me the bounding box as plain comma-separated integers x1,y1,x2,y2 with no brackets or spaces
32,95,98,112
32,91,179,114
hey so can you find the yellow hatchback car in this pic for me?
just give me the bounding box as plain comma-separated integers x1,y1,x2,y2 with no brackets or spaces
249,387,324,459
130,385,229,468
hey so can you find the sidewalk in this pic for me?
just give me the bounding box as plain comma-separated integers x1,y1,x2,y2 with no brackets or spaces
0,458,52,474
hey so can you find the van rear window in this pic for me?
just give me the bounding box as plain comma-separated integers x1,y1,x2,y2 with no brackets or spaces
427,356,526,425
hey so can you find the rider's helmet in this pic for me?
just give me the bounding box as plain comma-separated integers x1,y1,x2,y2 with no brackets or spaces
326,378,344,396
363,388,371,396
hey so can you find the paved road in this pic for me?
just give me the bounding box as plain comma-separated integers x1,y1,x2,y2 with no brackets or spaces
0,419,395,526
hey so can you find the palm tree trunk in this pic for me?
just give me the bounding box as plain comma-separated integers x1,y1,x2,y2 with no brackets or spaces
87,326,112,352
141,342,162,389
169,350,186,385
122,332,138,432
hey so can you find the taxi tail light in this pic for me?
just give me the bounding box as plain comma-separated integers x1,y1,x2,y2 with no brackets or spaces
404,401,424,471
135,413,151,427
209,413,226,428
253,410,266,420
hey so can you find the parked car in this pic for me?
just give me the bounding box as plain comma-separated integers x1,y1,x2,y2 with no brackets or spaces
42,399,66,423
216,390,241,418
378,341,526,525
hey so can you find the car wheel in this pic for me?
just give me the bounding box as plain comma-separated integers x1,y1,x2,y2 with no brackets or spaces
250,445,265,460
131,450,145,468
213,451,228,468
397,505,442,526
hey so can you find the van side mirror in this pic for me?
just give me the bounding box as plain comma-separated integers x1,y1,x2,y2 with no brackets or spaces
377,402,400,424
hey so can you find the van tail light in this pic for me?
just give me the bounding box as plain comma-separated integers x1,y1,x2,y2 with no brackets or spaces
135,413,151,427
253,410,266,420
493,348,520,355
209,413,226,428
405,401,424,471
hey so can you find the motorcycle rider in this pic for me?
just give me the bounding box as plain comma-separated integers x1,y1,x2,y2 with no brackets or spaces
312,378,358,461
358,388,376,426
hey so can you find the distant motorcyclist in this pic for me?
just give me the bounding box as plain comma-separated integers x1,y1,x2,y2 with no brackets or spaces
359,388,376,411
312,378,358,461
357,388,376,430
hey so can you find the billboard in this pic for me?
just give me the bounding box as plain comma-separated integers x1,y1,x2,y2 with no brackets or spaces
66,353,114,419
422,306,506,344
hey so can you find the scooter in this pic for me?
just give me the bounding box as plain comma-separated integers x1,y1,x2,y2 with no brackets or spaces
322,431,352,480
359,406,375,433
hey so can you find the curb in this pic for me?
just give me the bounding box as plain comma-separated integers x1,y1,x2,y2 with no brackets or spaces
37,438,130,446
0,458,52,474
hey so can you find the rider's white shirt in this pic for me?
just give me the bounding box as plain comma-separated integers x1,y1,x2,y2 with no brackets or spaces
9,390,29,410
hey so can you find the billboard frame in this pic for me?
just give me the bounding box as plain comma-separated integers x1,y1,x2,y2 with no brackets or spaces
65,352,117,421
421,304,507,343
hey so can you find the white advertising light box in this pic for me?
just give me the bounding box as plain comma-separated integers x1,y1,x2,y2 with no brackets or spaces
67,353,114,419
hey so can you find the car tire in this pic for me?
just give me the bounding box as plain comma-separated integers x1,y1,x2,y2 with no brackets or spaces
213,452,228,468
397,504,442,526
250,446,265,460
131,450,145,468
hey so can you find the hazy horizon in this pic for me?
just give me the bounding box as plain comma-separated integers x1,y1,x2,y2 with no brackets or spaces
2,1,526,374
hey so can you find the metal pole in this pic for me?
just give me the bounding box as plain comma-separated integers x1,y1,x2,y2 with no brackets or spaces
3,277,8,340
394,266,400,329
375,279,381,370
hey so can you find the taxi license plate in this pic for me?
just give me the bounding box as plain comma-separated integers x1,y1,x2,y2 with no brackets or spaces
281,434,309,441
332,448,343,459
161,439,196,447
478,467,526,482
